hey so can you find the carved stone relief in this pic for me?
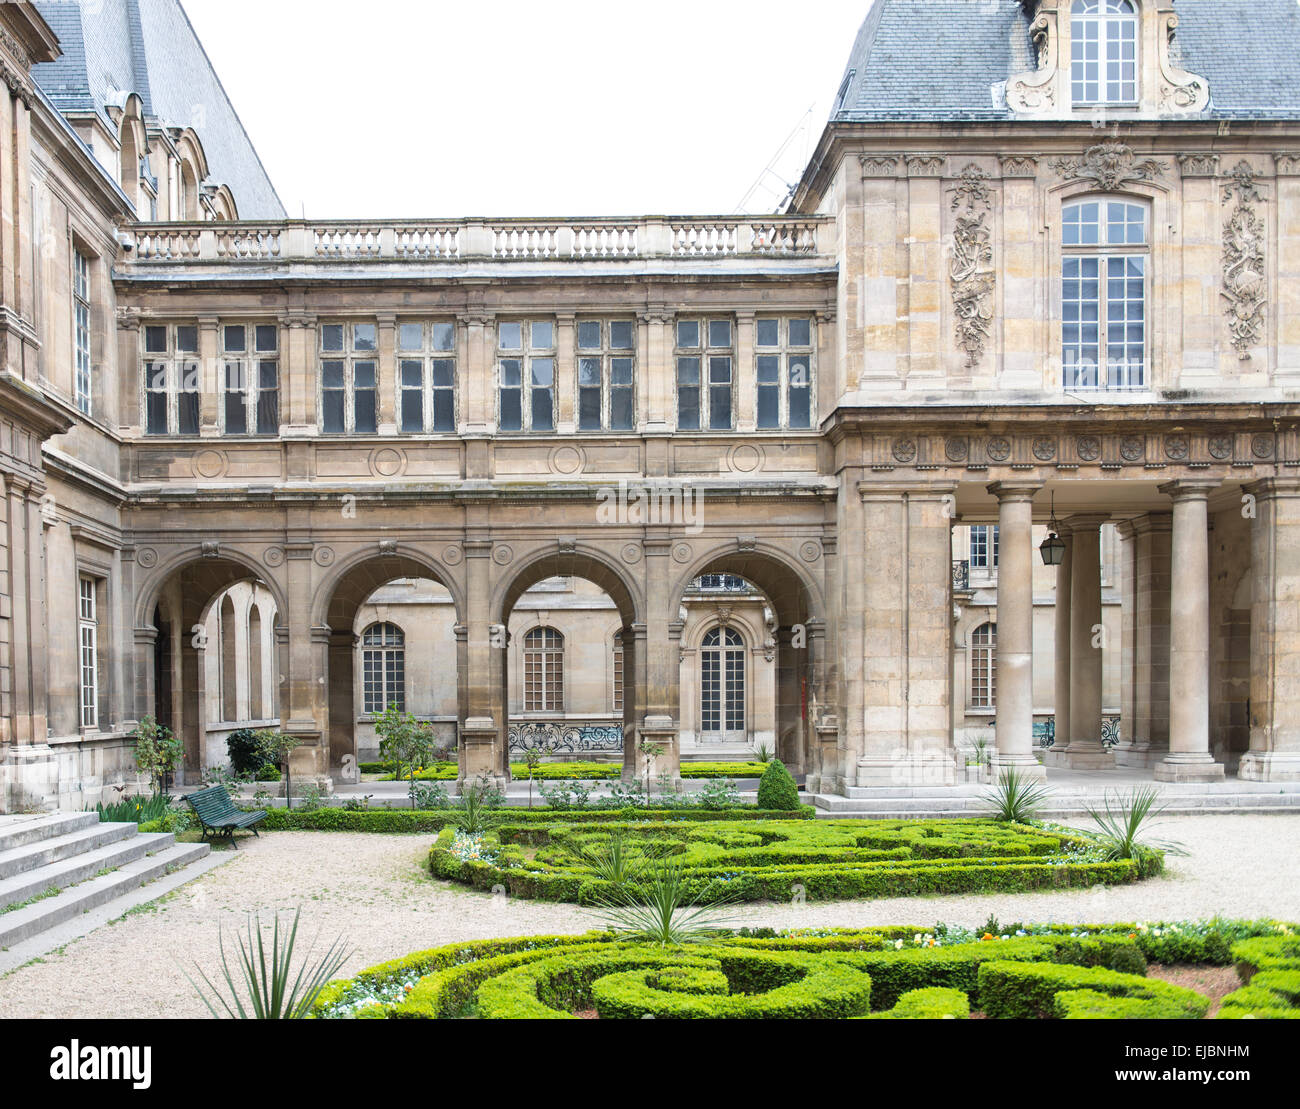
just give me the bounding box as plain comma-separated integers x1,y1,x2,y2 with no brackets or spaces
1221,161,1267,361
947,165,995,369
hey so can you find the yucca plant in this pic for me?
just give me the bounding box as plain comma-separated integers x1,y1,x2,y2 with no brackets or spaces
1086,785,1186,874
186,909,350,1019
452,778,501,835
575,832,660,887
981,767,1052,823
588,857,740,947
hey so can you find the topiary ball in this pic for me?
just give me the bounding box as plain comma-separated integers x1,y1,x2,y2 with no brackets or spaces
756,760,801,811
256,763,283,782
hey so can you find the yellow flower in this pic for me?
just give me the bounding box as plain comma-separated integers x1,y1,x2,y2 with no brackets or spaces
982,933,994,942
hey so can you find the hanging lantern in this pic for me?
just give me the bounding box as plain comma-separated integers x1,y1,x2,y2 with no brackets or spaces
1039,493,1066,566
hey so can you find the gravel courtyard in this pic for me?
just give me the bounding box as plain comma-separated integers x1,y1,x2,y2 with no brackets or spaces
2,813,1297,1019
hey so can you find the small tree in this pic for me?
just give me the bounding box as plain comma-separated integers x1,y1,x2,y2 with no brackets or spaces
133,715,184,795
256,729,300,810
520,735,556,810
376,705,434,811
756,760,801,811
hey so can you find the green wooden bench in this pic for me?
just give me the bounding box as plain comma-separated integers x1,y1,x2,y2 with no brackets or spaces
184,785,267,847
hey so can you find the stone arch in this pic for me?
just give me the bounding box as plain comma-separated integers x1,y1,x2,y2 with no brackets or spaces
492,545,643,628
173,129,209,221
670,544,823,771
491,546,643,780
316,549,464,769
134,548,288,779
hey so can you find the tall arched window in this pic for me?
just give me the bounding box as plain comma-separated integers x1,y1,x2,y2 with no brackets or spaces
701,626,745,740
524,628,564,712
220,596,238,721
248,604,263,720
612,633,624,713
1071,0,1138,107
971,622,998,709
1062,198,1148,390
362,623,405,714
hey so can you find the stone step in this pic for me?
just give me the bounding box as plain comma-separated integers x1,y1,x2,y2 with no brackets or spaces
0,840,210,951
0,812,100,854
0,831,175,911
0,821,138,881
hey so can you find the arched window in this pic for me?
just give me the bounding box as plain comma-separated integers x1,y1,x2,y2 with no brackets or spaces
362,623,405,714
612,634,624,713
220,596,238,721
701,626,745,739
1071,0,1138,107
1062,198,1148,390
524,627,564,712
971,622,998,709
248,604,263,720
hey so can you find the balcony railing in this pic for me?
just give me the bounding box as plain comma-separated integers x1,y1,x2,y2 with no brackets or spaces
127,216,833,265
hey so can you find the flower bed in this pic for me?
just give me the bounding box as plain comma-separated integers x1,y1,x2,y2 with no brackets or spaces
427,817,1153,904
312,920,1298,1020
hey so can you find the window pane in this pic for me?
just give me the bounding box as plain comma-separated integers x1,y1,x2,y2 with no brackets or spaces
224,325,246,352
789,356,810,390
432,322,455,351
499,322,523,350
146,392,168,435
788,382,811,428
789,318,812,346
256,385,279,436
225,391,247,434
530,321,554,349
353,323,377,351
322,324,345,351
531,387,554,432
401,360,423,389
677,356,700,385
756,319,780,347
677,320,699,348
709,356,732,384
578,357,601,387
432,359,455,388
354,361,376,389
757,354,780,384
432,389,454,432
678,387,700,430
709,386,732,430
323,390,345,434
531,358,554,387
177,325,199,353
322,360,345,389
354,389,377,434
500,389,522,431
256,325,278,352
399,323,423,351
178,390,200,435
609,320,633,349
708,320,732,348
578,388,602,430
577,321,601,349
400,389,423,432
610,388,633,430
611,357,633,385
145,326,168,353
757,384,780,429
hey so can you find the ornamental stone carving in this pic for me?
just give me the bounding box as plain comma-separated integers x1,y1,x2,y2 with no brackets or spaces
1156,13,1210,114
986,437,1012,462
858,155,899,178
945,437,970,463
1164,435,1190,462
1005,9,1056,112
1032,437,1057,462
1221,161,1267,361
948,164,995,369
905,154,946,178
998,156,1038,178
1121,436,1146,463
1050,142,1168,191
1177,153,1219,178
892,438,918,464
1252,434,1276,460
1076,436,1102,462
1208,435,1233,461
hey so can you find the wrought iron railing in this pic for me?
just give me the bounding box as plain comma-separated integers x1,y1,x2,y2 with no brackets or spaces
952,560,971,592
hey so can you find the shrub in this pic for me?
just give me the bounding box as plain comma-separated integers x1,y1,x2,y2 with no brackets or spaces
865,987,970,1020
755,761,800,811
256,764,283,783
1085,786,1186,877
1231,933,1300,979
977,960,1209,1019
93,792,171,825
227,729,267,777
133,716,184,794
982,768,1051,823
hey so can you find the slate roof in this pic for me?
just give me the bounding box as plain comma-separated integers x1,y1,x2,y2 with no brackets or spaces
31,0,284,218
832,0,1300,122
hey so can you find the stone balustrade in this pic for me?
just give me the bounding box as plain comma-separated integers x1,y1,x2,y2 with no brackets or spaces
128,216,833,264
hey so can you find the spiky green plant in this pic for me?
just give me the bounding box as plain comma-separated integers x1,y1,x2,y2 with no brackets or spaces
982,767,1052,823
452,778,502,835
186,909,350,1019
574,832,662,887
1086,785,1186,874
588,857,740,947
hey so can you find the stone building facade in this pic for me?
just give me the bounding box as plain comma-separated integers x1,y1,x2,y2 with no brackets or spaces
3,0,1300,810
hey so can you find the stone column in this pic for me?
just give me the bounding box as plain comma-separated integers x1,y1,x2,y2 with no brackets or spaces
1155,481,1224,781
376,314,397,435
280,527,328,780
1050,526,1073,757
856,482,957,786
1116,514,1172,767
1059,515,1113,768
198,316,220,435
989,482,1045,776
555,313,576,434
637,537,680,783
734,311,756,432
1240,478,1300,780
459,536,504,783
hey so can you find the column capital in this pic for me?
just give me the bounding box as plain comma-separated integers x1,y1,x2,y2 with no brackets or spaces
1063,513,1109,530
1242,476,1300,500
1158,478,1221,500
986,480,1043,502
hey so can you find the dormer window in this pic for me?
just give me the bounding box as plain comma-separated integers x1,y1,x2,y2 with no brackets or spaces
1071,0,1138,107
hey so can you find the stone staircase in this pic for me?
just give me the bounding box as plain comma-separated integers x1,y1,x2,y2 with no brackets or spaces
810,779,1300,818
0,812,212,955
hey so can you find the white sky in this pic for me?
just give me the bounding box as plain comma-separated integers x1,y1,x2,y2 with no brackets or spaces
181,0,870,220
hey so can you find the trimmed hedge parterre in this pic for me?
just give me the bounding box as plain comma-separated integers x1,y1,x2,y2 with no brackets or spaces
312,920,1299,1020
428,817,1153,904
368,761,772,782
